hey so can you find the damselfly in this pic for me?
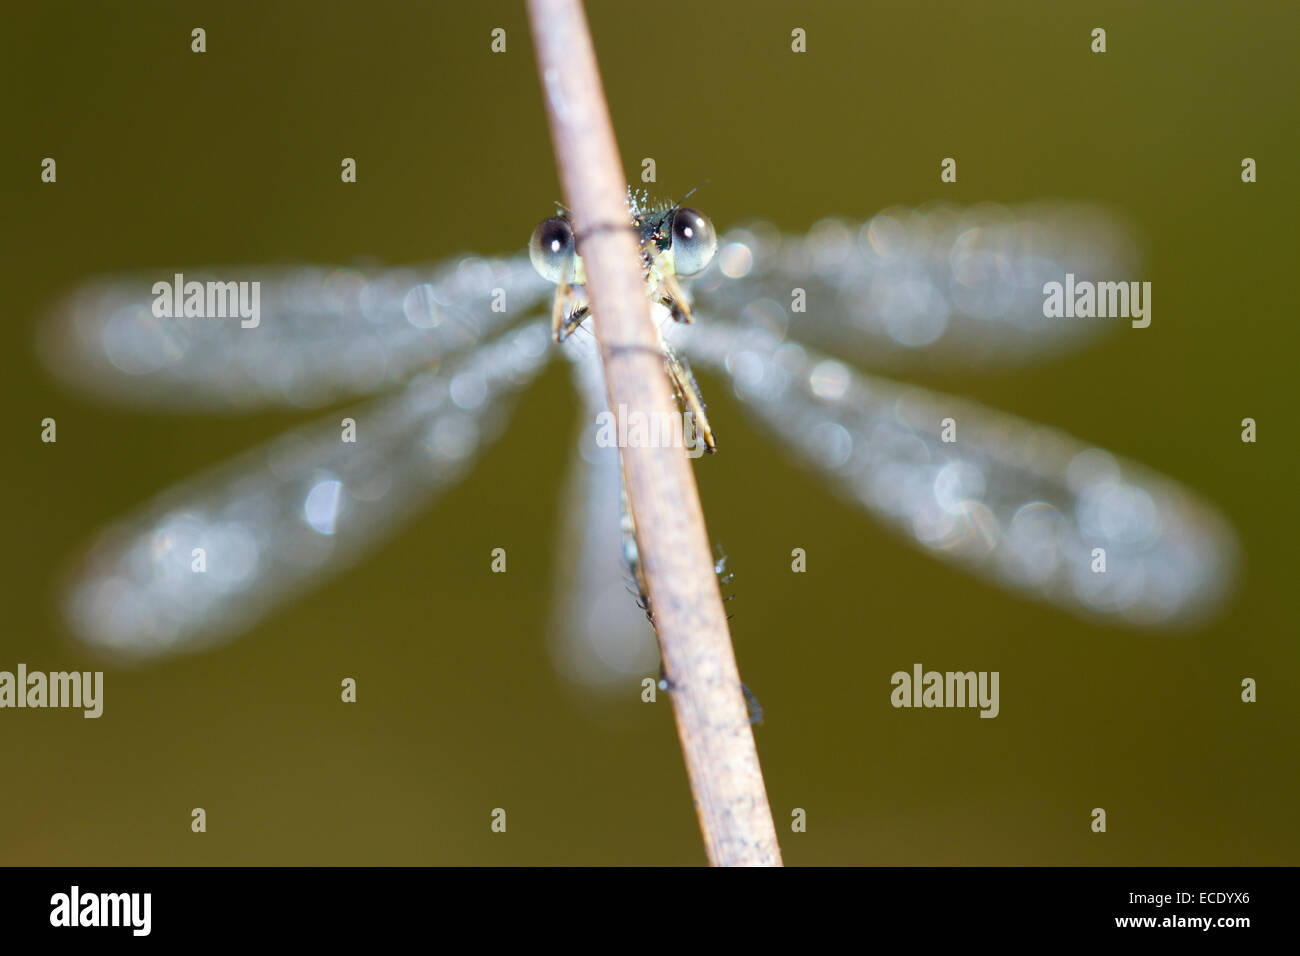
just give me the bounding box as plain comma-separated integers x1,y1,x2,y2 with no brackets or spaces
39,194,1236,688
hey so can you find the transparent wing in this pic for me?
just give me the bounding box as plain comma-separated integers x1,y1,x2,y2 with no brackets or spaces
61,321,552,659
681,322,1236,627
38,254,551,410
547,336,658,691
688,202,1138,368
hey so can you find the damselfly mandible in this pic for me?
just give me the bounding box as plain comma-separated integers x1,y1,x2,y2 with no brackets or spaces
39,193,1236,687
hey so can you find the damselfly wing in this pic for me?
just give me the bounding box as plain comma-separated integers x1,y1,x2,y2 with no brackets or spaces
38,200,1236,682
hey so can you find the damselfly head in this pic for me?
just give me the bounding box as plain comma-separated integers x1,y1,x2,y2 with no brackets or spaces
527,198,717,287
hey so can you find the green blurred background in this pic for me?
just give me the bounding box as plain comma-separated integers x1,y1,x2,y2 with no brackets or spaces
1,0,1295,865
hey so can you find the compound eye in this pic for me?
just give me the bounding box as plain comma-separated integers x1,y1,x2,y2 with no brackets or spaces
529,216,576,284
670,207,717,276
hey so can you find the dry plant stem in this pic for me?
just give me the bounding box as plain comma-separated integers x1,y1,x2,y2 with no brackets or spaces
526,0,782,867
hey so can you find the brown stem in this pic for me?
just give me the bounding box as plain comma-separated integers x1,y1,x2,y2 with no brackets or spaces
525,0,782,866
